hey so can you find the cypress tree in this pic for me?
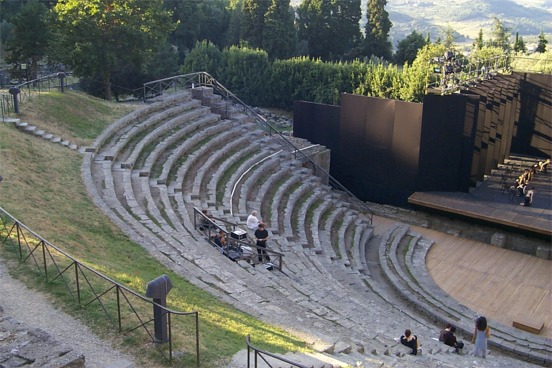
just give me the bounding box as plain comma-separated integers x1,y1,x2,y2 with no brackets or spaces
364,0,392,60
536,31,548,53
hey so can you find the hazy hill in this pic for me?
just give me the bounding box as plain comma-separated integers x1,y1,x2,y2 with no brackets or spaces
291,0,551,50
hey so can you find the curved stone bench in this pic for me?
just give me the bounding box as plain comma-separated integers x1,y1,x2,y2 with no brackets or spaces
281,178,319,240
105,98,198,163
91,91,192,154
221,146,282,217
144,113,221,177
120,103,208,167
381,225,552,366
192,131,264,203
267,170,304,235
159,120,235,186
235,154,283,217
294,188,326,247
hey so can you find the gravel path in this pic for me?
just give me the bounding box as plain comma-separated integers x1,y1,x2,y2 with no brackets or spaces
0,258,137,368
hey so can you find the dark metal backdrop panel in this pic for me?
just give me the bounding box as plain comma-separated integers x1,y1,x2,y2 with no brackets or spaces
512,72,551,158
293,100,341,151
417,94,469,191
391,100,422,184
293,72,548,207
338,94,424,205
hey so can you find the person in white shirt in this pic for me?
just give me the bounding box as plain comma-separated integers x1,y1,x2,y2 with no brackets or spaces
246,211,261,229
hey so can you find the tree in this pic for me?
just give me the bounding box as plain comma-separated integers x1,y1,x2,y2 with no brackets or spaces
513,32,527,54
473,29,484,51
198,0,231,48
442,25,456,50
5,0,52,82
393,31,427,66
166,0,202,58
226,0,245,46
489,17,510,53
53,0,175,100
242,0,271,49
536,31,548,53
262,0,297,60
364,0,392,60
167,0,230,62
298,0,362,61
181,40,223,76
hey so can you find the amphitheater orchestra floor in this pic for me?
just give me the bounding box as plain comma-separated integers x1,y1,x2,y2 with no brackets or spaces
372,214,552,340
394,168,552,340
423,228,552,340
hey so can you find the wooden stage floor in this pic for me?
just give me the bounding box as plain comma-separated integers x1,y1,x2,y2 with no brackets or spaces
422,227,552,340
384,167,552,339
372,216,552,340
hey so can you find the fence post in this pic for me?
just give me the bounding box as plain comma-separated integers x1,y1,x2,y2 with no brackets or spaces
9,87,20,114
57,72,67,93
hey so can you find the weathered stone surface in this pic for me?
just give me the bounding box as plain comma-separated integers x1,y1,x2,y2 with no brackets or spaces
0,311,85,368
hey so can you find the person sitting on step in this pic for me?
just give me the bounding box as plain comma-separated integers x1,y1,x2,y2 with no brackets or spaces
521,187,535,207
443,325,465,354
400,329,420,355
538,158,550,173
213,230,227,249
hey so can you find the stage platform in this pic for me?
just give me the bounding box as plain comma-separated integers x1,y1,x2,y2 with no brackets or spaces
408,171,552,237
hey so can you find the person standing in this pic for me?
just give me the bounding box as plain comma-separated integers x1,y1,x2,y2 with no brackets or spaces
254,223,270,263
472,316,491,358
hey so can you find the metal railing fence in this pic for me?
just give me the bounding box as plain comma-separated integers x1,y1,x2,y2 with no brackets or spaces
245,335,309,368
0,73,71,120
0,206,200,366
144,72,374,224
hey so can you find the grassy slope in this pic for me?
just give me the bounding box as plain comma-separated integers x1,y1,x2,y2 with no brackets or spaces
0,91,307,367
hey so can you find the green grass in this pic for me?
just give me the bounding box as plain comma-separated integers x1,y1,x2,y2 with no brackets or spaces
0,91,309,367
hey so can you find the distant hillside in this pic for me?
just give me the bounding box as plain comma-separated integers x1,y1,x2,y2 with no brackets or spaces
291,0,551,51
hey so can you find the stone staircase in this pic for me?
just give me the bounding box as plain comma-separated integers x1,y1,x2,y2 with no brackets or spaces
73,88,551,367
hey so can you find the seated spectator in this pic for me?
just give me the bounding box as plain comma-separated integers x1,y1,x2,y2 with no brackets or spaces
439,323,452,342
521,187,535,207
443,326,465,353
517,182,527,197
213,230,227,249
400,329,420,355
521,169,531,183
246,210,261,230
538,159,550,173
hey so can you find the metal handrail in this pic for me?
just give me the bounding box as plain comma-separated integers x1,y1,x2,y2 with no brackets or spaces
245,334,309,368
143,72,374,224
0,206,200,366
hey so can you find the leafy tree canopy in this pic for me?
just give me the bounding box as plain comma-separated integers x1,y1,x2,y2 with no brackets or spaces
393,30,427,66
53,0,175,100
5,0,51,81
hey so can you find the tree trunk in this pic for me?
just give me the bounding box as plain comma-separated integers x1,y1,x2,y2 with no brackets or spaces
103,68,112,101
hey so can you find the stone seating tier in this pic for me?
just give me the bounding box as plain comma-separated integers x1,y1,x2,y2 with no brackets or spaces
81,89,549,367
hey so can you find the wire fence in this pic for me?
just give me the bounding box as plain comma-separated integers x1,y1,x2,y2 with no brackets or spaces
0,206,200,366
0,72,73,120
